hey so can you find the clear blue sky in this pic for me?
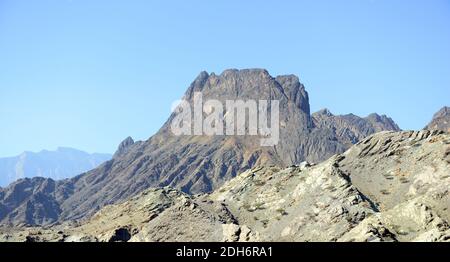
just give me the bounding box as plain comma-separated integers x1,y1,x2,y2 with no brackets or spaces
0,0,449,157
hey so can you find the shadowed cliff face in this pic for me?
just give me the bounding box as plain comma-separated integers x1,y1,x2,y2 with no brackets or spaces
0,69,400,226
425,106,450,132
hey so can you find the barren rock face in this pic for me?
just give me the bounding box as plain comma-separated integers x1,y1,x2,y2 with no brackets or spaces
2,130,448,242
425,106,450,132
0,69,400,226
312,109,400,146
209,159,375,242
337,130,450,242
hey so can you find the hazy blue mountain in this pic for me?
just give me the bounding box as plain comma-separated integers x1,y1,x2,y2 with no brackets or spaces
0,147,111,187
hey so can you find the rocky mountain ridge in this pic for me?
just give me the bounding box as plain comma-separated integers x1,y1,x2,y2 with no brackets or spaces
312,108,400,147
1,130,448,242
425,106,450,132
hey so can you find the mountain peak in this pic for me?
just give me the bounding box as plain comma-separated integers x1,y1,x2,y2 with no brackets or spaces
194,71,210,82
184,68,308,107
220,68,270,78
365,113,401,131
425,106,450,131
314,108,334,117
275,74,299,84
114,136,135,158
433,106,450,119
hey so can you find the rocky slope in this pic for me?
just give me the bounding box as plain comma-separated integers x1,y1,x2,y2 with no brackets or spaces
0,147,111,187
312,109,400,147
425,106,450,132
0,69,399,226
2,130,448,242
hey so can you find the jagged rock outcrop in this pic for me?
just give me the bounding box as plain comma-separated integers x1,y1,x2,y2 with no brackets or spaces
312,109,401,146
2,130,448,242
425,107,450,132
0,69,400,226
0,177,73,226
113,137,135,158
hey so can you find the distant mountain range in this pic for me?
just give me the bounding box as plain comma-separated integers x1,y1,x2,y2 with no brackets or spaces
0,148,111,187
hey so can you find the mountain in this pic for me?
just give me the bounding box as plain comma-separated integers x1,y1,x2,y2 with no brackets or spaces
312,109,400,147
0,69,400,226
2,130,449,242
425,106,450,132
0,148,111,187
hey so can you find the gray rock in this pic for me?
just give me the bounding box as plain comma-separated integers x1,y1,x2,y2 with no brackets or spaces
425,106,450,132
1,131,449,242
113,137,135,158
